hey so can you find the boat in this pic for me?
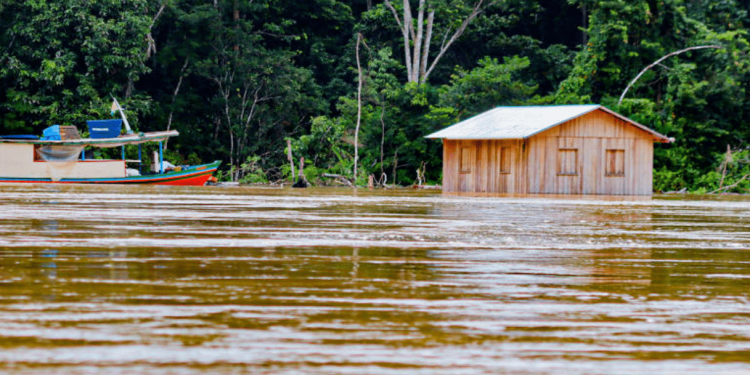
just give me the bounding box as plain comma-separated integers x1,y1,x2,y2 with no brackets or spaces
0,98,220,186
0,129,220,185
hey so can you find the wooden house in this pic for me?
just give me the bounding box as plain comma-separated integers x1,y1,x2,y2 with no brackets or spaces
426,105,673,195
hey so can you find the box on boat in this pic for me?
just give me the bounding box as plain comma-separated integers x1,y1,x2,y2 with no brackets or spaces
86,119,122,139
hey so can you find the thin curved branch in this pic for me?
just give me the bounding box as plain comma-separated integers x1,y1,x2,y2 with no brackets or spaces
617,45,721,105
422,0,499,83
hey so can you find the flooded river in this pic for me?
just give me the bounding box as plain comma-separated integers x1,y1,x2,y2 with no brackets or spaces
1,184,750,374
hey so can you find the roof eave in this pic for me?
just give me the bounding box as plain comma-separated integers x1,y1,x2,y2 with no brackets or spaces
427,136,525,140
596,106,673,143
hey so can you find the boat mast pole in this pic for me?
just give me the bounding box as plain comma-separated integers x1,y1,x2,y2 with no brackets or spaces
159,141,164,174
110,95,134,135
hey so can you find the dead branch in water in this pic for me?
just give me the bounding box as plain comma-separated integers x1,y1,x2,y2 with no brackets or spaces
292,157,310,188
412,161,427,187
412,184,441,190
708,173,750,194
322,173,354,188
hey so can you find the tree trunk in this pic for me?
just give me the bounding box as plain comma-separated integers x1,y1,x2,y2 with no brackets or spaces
145,1,167,60
384,0,413,82
233,0,240,51
384,0,498,84
422,0,491,83
164,57,190,151
354,33,364,181
379,101,386,179
403,0,414,82
420,8,434,80
581,4,587,46
412,0,425,83
392,150,398,186
287,139,295,183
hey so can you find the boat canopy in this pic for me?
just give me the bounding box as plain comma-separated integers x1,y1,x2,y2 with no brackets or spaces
0,130,178,148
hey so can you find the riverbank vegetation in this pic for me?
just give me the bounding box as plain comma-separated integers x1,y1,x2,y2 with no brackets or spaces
1,0,750,192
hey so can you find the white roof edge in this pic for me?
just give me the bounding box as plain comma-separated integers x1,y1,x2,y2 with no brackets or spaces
425,105,673,143
425,106,511,138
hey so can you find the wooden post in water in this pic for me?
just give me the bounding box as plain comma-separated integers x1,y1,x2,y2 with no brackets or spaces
287,139,295,183
292,157,309,188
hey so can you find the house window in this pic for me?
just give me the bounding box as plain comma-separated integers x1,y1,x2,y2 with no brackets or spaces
499,147,511,174
606,149,625,176
460,147,472,174
557,149,578,176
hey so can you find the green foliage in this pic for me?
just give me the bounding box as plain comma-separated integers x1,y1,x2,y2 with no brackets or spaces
440,55,537,114
0,0,152,132
293,116,353,173
238,155,269,184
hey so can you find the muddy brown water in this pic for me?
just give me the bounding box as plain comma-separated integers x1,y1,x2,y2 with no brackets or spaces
1,184,750,374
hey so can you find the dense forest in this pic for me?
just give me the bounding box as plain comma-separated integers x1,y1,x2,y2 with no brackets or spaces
1,0,749,192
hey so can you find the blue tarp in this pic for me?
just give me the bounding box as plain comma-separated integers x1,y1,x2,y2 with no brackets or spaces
41,125,61,140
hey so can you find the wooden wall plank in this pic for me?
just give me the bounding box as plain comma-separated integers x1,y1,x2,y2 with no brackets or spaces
582,138,601,194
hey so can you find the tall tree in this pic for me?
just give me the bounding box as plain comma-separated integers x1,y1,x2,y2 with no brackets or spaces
383,0,501,84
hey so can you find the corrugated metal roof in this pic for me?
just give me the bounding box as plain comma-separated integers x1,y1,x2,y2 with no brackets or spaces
425,105,673,142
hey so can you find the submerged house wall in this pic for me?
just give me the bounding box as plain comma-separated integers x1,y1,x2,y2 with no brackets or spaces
441,109,656,195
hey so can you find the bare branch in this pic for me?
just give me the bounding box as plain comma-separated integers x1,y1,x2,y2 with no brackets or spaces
383,0,404,30
152,1,167,25
439,27,451,52
164,56,190,150
254,31,302,39
618,45,722,105
709,173,749,194
422,0,499,82
145,1,168,59
656,63,671,71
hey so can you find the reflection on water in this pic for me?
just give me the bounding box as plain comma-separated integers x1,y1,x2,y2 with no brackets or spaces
1,185,750,374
